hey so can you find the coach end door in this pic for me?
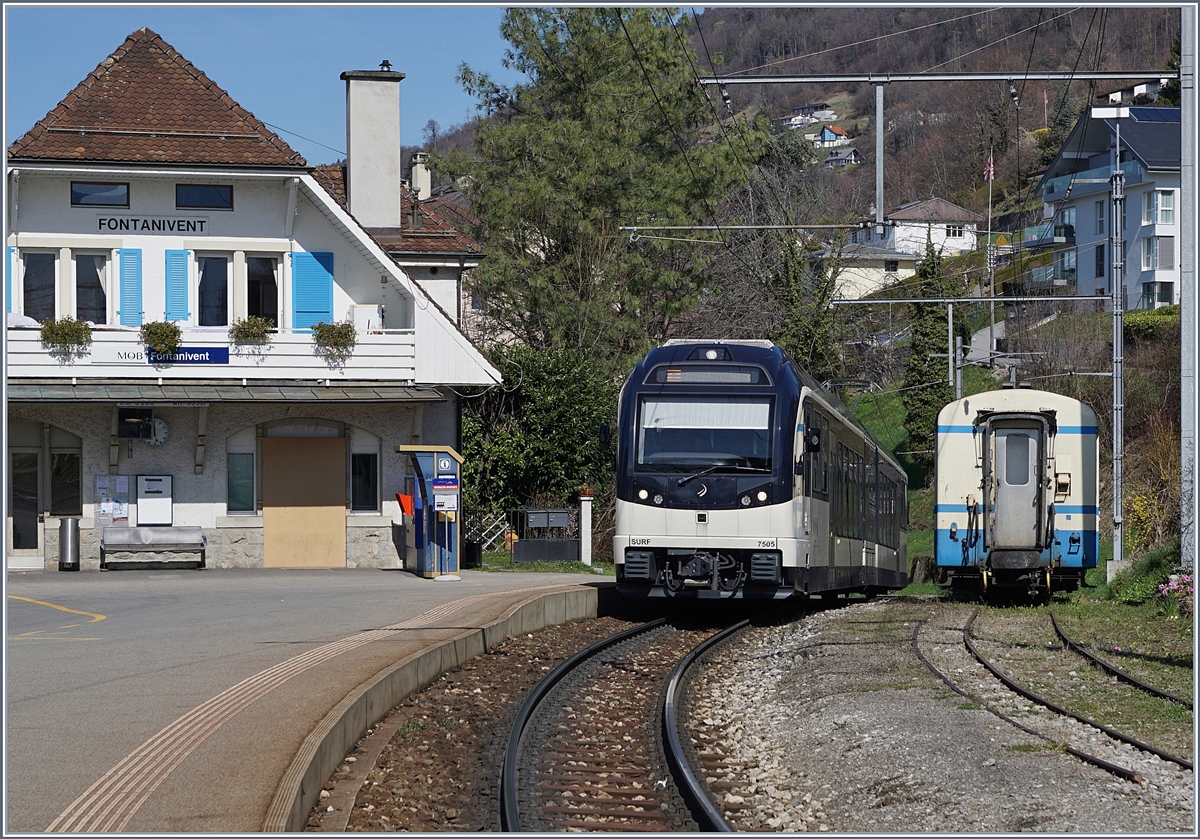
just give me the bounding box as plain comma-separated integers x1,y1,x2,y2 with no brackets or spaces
985,419,1047,551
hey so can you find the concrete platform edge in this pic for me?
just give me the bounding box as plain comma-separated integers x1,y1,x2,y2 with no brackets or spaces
262,583,613,832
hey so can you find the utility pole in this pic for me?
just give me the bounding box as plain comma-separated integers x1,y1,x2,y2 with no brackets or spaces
1180,5,1196,571
1104,108,1128,582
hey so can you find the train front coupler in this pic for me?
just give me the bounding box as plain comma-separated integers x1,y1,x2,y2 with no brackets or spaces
663,550,744,597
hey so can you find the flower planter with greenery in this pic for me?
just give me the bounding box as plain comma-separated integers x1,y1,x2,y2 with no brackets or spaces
228,316,276,346
311,320,357,364
39,317,93,356
140,320,182,355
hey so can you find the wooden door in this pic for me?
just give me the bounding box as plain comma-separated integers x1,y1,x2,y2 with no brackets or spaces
262,437,346,567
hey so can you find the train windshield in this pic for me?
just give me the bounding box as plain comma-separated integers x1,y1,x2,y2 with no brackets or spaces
636,396,774,473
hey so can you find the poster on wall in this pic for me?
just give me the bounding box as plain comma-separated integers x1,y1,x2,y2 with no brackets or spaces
95,475,130,527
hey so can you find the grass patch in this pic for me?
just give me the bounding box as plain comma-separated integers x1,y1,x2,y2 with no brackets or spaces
479,550,614,575
894,581,945,596
1005,743,1065,753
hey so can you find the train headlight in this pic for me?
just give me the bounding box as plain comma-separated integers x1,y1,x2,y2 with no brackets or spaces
755,490,769,503
740,494,752,507
652,493,665,505
637,488,649,501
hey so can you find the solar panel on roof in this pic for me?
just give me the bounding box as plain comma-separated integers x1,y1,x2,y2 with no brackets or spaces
1130,107,1180,122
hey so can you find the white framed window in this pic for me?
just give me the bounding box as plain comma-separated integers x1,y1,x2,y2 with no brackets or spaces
74,252,110,324
1095,243,1105,279
349,427,382,513
196,254,231,326
245,255,280,326
19,252,57,322
1094,200,1105,235
1142,236,1175,271
225,426,257,514
946,224,964,238
1143,190,1175,225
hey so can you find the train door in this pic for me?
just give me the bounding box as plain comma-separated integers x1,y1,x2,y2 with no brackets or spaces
987,420,1045,550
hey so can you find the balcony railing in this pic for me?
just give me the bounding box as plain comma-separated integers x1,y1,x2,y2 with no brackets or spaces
1028,265,1077,289
1042,160,1143,199
5,326,417,382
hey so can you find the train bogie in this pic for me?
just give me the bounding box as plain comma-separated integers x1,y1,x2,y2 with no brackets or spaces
613,340,908,601
935,387,1099,599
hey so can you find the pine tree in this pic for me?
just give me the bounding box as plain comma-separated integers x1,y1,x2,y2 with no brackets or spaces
901,240,954,476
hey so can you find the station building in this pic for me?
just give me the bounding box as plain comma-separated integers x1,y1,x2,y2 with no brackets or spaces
5,28,499,570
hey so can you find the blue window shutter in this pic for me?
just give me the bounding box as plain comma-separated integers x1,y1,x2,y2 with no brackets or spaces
164,250,189,321
118,249,143,326
6,246,13,313
290,251,334,329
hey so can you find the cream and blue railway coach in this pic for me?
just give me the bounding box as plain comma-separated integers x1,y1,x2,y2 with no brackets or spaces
935,387,1099,596
614,340,908,600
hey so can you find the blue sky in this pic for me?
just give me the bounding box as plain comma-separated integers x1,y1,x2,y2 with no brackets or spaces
4,4,521,164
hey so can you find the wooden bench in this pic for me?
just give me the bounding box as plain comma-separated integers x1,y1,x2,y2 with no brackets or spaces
100,526,207,570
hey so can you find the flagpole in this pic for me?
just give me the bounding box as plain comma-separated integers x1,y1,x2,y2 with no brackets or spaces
986,145,996,368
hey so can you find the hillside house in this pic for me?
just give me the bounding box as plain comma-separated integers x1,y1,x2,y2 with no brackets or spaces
5,28,499,570
1036,105,1181,309
850,197,982,257
824,148,862,168
814,245,919,301
805,125,851,148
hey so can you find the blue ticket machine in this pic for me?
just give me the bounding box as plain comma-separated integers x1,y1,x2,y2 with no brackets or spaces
395,446,462,578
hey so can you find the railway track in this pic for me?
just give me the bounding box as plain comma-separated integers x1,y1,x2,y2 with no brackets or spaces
913,605,1193,786
1047,609,1193,710
500,617,746,832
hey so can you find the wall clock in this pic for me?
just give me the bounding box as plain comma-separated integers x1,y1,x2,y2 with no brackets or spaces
146,417,170,447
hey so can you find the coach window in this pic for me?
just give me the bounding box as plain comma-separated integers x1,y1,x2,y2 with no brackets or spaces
197,255,231,326
20,252,56,322
177,184,233,210
74,253,110,324
71,182,128,207
246,256,279,325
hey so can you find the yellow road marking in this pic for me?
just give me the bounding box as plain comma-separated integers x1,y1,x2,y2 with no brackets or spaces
7,595,106,623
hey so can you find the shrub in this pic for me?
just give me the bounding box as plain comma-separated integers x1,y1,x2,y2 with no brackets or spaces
140,320,182,355
1107,540,1179,604
228,315,275,346
311,321,357,364
1124,305,1180,341
39,317,92,354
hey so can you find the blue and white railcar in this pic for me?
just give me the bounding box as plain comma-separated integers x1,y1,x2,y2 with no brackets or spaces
613,340,908,600
935,387,1099,596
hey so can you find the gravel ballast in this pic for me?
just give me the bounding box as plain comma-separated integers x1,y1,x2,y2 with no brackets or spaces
312,599,1194,833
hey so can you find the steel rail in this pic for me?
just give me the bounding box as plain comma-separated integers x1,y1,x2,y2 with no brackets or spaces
911,613,1143,784
964,611,1193,772
662,620,750,833
1049,610,1193,710
499,617,669,832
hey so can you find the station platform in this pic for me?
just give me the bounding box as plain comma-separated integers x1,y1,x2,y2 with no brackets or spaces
8,569,618,834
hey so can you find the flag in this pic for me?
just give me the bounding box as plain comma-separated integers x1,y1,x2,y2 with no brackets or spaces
983,150,995,184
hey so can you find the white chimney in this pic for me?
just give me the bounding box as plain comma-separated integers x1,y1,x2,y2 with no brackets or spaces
410,152,431,201
341,62,405,226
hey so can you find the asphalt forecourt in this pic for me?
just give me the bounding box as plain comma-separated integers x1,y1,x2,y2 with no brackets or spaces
5,568,617,833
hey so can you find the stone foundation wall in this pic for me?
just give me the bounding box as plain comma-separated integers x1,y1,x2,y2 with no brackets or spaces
38,522,403,570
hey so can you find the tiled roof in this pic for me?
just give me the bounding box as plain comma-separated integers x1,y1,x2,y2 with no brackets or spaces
7,28,305,167
312,163,482,257
885,197,983,223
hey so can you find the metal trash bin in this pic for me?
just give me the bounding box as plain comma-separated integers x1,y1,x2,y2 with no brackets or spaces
464,540,483,569
58,517,81,571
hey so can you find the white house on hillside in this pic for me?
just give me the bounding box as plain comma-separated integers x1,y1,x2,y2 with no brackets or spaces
850,197,983,257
